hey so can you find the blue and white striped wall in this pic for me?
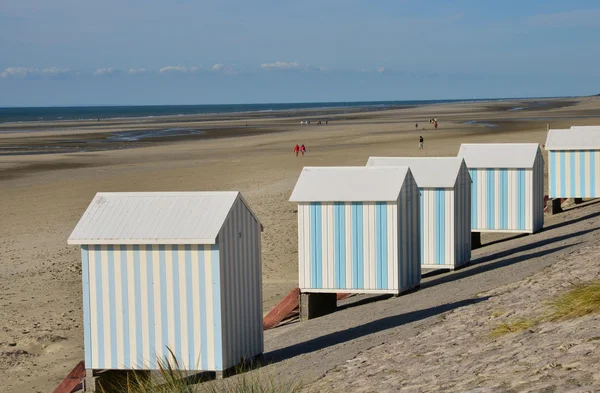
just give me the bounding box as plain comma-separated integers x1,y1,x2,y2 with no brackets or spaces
218,197,264,371
548,150,600,198
419,185,471,269
82,244,223,371
297,183,421,295
81,199,264,372
469,164,544,233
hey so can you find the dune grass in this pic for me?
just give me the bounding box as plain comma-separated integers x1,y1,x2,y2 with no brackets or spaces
490,280,600,337
547,280,600,321
99,350,307,393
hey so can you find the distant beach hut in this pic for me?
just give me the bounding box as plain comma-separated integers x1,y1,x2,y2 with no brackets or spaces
367,157,471,270
289,167,421,295
546,128,600,198
458,143,544,234
68,192,263,376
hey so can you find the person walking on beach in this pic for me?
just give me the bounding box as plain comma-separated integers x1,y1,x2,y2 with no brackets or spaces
415,122,418,128
294,144,300,157
300,144,306,156
419,136,424,150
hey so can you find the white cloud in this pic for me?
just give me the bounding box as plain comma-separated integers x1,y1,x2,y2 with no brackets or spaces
1,66,72,78
212,64,225,71
159,65,199,73
316,66,328,72
377,66,385,73
529,9,600,27
260,61,302,70
94,68,118,76
128,68,146,75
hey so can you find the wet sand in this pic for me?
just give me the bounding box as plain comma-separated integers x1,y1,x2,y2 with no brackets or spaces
1,96,600,392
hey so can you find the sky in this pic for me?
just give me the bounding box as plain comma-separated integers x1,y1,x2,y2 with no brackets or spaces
1,0,600,106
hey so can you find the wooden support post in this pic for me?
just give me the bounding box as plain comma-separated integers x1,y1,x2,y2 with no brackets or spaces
547,198,563,215
574,198,583,204
300,293,337,321
471,232,482,250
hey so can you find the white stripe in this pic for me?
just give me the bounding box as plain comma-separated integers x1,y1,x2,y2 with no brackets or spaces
327,204,335,289
101,246,111,368
575,151,581,196
446,190,454,266
585,151,591,197
596,151,600,197
178,248,189,369
479,170,486,229
298,205,305,289
114,247,124,368
126,246,137,368
191,247,201,369
387,201,394,290
165,246,175,367
204,245,215,370
565,152,571,197
368,203,376,290
345,203,352,289
321,203,328,288
89,247,99,369
362,203,370,289
303,204,311,289
140,247,150,368
152,247,162,368
526,170,532,231
392,203,398,290
493,170,500,230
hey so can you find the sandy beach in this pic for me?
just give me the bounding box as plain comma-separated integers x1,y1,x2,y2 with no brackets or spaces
2,96,600,392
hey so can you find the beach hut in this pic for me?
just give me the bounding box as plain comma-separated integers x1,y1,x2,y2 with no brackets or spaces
366,157,471,270
289,167,421,296
68,192,263,376
458,143,544,234
545,128,600,199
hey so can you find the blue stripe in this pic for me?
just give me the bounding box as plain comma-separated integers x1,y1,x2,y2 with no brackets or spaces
351,202,364,289
419,190,424,265
560,151,566,197
435,189,446,265
198,245,208,370
158,245,168,362
550,152,557,198
81,247,92,368
133,245,143,367
591,152,596,198
120,246,130,368
570,151,576,197
517,170,525,230
334,203,345,289
499,169,508,230
211,244,223,369
470,170,478,229
486,169,495,229
94,247,104,367
580,151,586,197
171,246,182,367
145,246,156,369
107,246,117,368
185,245,195,370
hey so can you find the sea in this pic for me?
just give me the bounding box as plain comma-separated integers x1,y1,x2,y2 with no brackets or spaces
0,99,501,123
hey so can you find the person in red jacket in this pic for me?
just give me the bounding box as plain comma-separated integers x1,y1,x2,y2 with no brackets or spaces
294,144,300,157
300,144,306,156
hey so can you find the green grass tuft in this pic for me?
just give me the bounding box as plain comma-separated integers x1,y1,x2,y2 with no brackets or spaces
490,318,538,337
547,280,600,321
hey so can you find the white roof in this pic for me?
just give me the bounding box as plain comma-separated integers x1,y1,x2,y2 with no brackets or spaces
570,126,600,130
546,129,600,150
366,157,464,188
289,166,410,202
457,143,539,168
68,192,260,245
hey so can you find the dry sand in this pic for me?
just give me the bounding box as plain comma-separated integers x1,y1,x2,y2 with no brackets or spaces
1,96,600,392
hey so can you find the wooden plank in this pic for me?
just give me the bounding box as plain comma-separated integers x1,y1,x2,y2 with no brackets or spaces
263,288,300,330
53,360,86,393
543,195,567,212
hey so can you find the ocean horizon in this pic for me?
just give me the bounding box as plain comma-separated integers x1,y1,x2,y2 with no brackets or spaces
0,97,543,124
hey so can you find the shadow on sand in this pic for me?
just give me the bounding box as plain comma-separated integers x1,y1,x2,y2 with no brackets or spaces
266,296,489,364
